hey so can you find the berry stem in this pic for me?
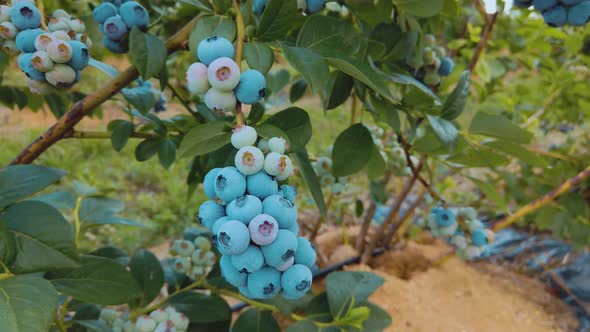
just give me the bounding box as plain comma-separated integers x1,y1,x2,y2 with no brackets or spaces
381,189,426,248
350,92,358,125
73,197,83,248
468,5,498,75
36,0,47,31
216,288,278,312
233,0,246,127
356,171,392,253
166,82,203,121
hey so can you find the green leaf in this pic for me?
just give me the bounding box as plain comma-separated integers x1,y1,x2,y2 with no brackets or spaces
158,138,177,169
0,221,16,267
291,151,327,217
244,42,274,75
129,28,168,79
178,121,231,158
467,176,507,211
339,306,371,330
441,71,470,120
182,0,215,13
47,255,142,305
395,0,445,17
346,0,394,26
167,291,231,325
427,115,457,144
0,165,66,209
326,271,384,318
323,71,354,111
79,197,124,222
483,141,546,167
89,246,130,266
265,69,291,95
290,79,308,103
305,292,333,323
129,250,164,307
121,87,158,114
189,15,236,61
332,124,374,177
74,320,112,332
286,321,320,332
296,15,361,57
326,57,398,104
30,191,75,210
255,0,298,42
111,120,134,152
366,146,386,180
135,138,162,162
248,103,266,124
361,303,392,332
387,30,418,61
263,107,312,151
281,45,330,96
0,275,57,332
232,309,281,332
366,93,401,131
469,113,534,144
1,201,78,273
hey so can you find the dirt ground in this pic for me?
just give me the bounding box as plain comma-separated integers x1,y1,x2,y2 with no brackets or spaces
314,227,578,332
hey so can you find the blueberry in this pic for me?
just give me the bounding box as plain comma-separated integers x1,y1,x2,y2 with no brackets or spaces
235,146,265,176
226,195,263,225
0,5,10,23
567,1,590,26
262,195,297,229
248,214,279,245
239,286,255,299
174,257,191,274
103,15,128,41
231,125,258,149
18,53,45,81
207,57,241,91
247,266,282,299
424,70,441,86
560,0,582,4
0,22,18,39
533,0,558,11
15,28,44,53
211,216,230,245
68,19,86,34
279,185,297,204
52,9,71,19
197,36,235,66
264,152,289,177
186,62,210,96
261,229,298,267
281,264,312,299
268,137,286,154
203,168,222,200
217,220,250,255
252,0,268,15
220,255,247,287
67,41,89,70
231,245,265,273
235,69,267,104
10,2,41,30
431,208,456,227
119,1,149,30
47,17,69,32
204,88,237,112
294,237,316,268
543,5,567,27
437,57,454,77
27,78,52,95
103,36,128,53
148,308,168,323
214,167,247,204
47,40,73,64
246,172,278,200
471,229,488,246
198,200,226,230
513,0,533,7
306,0,326,13
34,33,55,52
285,222,299,236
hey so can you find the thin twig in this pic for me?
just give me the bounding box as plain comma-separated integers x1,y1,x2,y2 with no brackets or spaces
233,0,246,126
64,130,160,140
356,171,392,253
381,189,426,248
310,193,333,242
468,10,498,74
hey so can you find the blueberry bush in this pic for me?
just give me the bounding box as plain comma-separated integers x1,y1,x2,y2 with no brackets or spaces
2,0,590,331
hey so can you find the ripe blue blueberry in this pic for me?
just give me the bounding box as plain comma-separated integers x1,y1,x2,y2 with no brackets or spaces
103,15,128,41
543,5,567,27
568,1,590,26
281,264,312,299
239,286,255,299
431,208,456,227
261,229,298,267
276,257,295,272
262,195,297,229
93,2,118,24
215,167,247,204
246,172,278,200
211,216,230,244
249,214,279,245
103,36,128,53
285,222,299,235
217,220,250,255
294,237,316,268
533,0,558,11
306,0,327,13
437,57,455,77
247,266,282,299
203,168,222,200
252,0,268,15
226,195,263,225
471,229,488,246
119,1,149,30
10,2,42,30
279,185,297,204
235,69,267,104
220,255,247,287
197,36,235,66
67,41,89,70
15,28,44,53
198,200,226,230
235,146,265,176
231,245,265,273
18,53,45,81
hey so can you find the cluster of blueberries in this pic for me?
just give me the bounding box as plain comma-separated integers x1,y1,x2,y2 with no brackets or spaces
0,1,91,94
197,126,317,300
170,236,217,280
92,0,149,53
408,34,455,87
514,0,590,27
99,307,189,332
186,36,266,113
122,79,167,113
253,0,327,15
311,149,348,195
427,206,495,260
